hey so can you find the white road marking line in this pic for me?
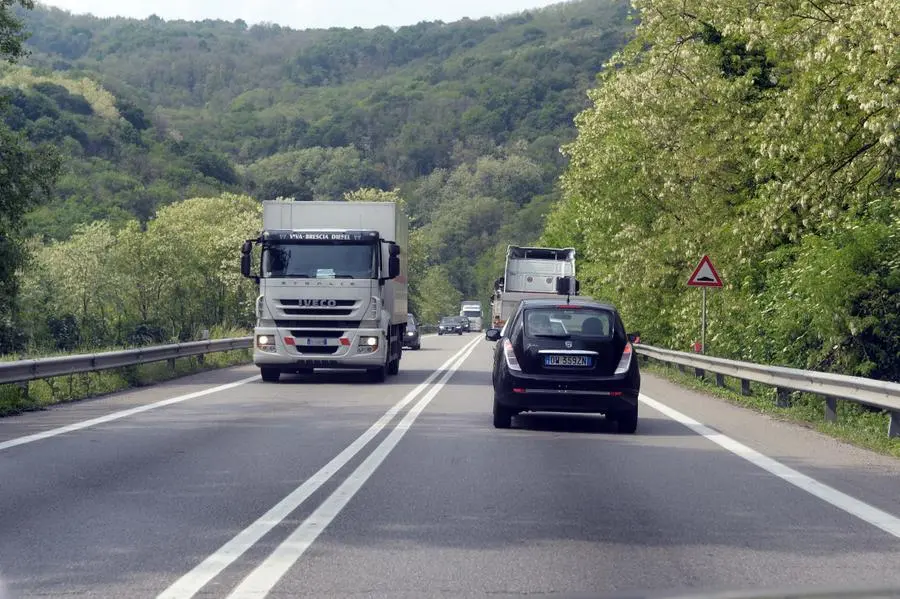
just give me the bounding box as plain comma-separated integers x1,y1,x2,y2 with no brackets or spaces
226,339,481,599
640,393,900,539
0,375,261,452
158,336,482,599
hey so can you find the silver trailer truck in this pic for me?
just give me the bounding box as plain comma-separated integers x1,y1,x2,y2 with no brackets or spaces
490,246,578,329
241,200,408,383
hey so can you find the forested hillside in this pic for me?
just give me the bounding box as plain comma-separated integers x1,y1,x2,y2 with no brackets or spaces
3,0,634,352
0,67,237,238
545,0,899,380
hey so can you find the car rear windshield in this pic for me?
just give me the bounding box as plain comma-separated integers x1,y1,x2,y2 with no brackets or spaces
523,307,615,339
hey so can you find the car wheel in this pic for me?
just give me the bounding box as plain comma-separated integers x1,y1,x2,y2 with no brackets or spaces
492,393,514,429
615,404,638,434
260,367,280,383
413,343,421,350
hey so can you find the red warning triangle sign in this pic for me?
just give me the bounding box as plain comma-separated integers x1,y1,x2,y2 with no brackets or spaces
687,255,723,287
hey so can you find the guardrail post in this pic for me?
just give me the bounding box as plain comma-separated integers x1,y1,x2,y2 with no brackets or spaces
715,373,725,388
678,364,687,374
741,379,751,396
694,367,704,379
889,412,900,438
824,396,837,422
776,387,792,408
167,358,176,372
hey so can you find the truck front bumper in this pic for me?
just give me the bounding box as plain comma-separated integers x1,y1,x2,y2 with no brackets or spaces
252,327,388,371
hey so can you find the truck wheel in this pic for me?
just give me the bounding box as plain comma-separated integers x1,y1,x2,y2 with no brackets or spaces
260,367,280,383
368,365,387,383
370,341,389,382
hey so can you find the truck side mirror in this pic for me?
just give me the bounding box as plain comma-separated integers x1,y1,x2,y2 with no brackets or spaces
388,255,400,279
240,240,257,281
555,276,578,295
389,243,401,257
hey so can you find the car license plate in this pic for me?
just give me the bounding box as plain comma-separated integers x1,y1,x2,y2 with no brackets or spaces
544,355,592,367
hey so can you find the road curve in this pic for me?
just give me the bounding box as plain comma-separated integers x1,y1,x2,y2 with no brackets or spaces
1,333,899,598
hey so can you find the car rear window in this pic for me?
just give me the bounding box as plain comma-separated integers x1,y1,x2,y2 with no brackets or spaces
523,307,615,338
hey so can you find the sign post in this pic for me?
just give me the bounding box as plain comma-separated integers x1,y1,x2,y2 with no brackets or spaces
687,255,723,354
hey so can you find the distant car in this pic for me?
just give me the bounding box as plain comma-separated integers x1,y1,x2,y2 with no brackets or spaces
438,316,463,335
458,316,471,332
403,313,421,350
485,298,640,432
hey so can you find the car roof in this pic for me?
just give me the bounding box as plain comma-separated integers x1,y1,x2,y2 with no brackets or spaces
518,297,619,312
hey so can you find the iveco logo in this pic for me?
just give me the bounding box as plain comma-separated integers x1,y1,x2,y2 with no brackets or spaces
298,299,338,307
565,341,573,348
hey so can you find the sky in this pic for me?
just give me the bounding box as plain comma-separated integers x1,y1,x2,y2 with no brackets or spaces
43,0,567,29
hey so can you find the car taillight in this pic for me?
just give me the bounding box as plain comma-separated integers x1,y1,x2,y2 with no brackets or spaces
614,342,633,374
503,339,522,372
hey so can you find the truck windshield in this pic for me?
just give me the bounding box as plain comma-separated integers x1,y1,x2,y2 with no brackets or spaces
262,242,377,279
462,309,481,318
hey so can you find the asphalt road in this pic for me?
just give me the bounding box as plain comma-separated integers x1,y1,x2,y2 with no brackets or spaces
1,333,899,599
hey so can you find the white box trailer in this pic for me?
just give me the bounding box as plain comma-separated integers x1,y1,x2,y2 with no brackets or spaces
241,200,408,383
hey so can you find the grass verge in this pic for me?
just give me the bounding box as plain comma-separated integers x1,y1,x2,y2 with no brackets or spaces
0,349,251,417
643,359,900,459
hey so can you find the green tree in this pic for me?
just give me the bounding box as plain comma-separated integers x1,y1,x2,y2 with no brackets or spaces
547,0,900,379
414,265,462,326
0,0,61,352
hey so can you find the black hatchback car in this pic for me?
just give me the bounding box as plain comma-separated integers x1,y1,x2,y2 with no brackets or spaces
438,316,463,335
485,298,640,432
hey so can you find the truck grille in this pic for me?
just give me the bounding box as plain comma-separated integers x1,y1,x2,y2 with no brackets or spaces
282,308,354,316
277,299,358,317
278,299,356,307
275,320,361,329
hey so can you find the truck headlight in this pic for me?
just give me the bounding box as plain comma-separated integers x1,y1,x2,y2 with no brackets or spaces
256,334,276,353
357,335,379,353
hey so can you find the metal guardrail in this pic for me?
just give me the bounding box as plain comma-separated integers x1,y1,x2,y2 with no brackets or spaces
635,344,900,438
0,337,253,386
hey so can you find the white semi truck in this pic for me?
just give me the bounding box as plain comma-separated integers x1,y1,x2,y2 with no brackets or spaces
459,301,483,332
241,200,408,383
489,245,578,330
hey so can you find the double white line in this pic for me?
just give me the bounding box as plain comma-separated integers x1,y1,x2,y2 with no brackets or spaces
158,335,482,599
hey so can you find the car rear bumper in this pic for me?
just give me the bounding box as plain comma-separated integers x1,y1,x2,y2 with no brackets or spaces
496,369,639,414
